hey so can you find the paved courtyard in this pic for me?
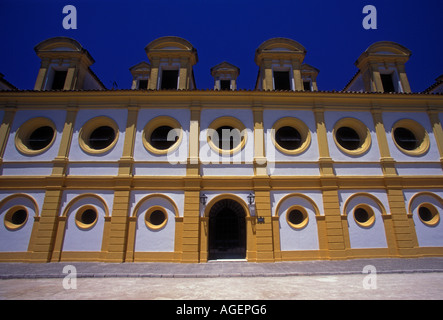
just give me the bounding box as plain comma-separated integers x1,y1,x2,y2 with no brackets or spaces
1,257,442,300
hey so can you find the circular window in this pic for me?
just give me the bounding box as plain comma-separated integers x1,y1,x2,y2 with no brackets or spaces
333,118,371,155
271,117,311,155
88,126,116,150
353,205,375,228
286,206,309,229
15,117,56,155
4,206,28,230
75,206,98,229
207,117,247,155
417,204,440,226
143,116,182,154
392,119,429,156
79,116,119,154
145,206,168,230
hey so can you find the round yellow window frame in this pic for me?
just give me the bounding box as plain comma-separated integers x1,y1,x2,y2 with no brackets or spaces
286,205,309,229
271,117,311,155
79,116,119,155
207,116,247,155
4,206,28,231
75,205,98,230
142,116,183,155
353,204,375,228
144,206,168,230
417,203,440,227
333,117,371,156
15,117,57,156
391,119,429,156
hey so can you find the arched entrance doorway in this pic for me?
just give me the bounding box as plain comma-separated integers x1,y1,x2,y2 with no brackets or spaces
208,199,246,260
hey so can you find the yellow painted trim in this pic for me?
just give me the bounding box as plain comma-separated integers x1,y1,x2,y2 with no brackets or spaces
407,191,443,214
203,193,251,218
74,205,98,230
144,205,168,230
391,119,430,156
61,193,110,217
14,117,57,155
285,205,309,229
131,193,179,217
417,203,440,226
274,193,321,217
0,193,40,217
4,205,29,230
142,115,183,155
206,116,247,156
351,204,376,228
271,116,311,155
342,192,387,216
332,117,372,156
78,116,119,155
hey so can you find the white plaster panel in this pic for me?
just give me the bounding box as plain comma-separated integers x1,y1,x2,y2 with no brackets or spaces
130,192,182,252
403,190,443,247
325,111,380,162
133,163,187,176
333,163,383,176
69,109,127,161
0,163,53,176
60,191,114,252
263,109,318,162
4,109,66,162
199,109,254,164
267,163,320,176
0,191,46,252
67,163,119,176
272,192,321,251
200,164,254,176
382,112,439,162
396,163,443,176
339,191,389,249
133,109,190,163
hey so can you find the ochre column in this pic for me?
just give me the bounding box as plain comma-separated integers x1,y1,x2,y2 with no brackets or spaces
314,107,348,259
372,107,418,257
0,107,16,162
182,183,201,263
253,178,274,262
428,107,443,169
106,107,138,262
29,183,64,262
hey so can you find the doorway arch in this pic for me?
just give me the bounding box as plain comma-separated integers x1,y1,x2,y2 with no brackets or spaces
207,198,247,260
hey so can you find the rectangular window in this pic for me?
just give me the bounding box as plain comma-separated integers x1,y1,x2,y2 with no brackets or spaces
51,70,67,90
303,81,311,91
160,70,179,90
138,79,148,89
381,74,395,93
220,80,231,90
273,71,291,90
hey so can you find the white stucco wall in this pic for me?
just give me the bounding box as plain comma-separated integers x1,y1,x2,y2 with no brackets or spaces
272,191,322,251
60,191,114,252
403,190,443,247
339,191,389,249
130,191,183,252
0,191,45,252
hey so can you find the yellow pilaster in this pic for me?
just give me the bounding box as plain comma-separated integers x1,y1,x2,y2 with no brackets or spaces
29,184,64,262
0,107,16,162
182,184,201,263
427,108,443,168
314,107,348,258
52,107,77,176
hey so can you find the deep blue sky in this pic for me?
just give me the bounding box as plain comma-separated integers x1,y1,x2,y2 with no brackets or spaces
1,0,442,92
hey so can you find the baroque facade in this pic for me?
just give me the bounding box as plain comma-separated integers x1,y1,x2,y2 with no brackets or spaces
0,36,442,263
